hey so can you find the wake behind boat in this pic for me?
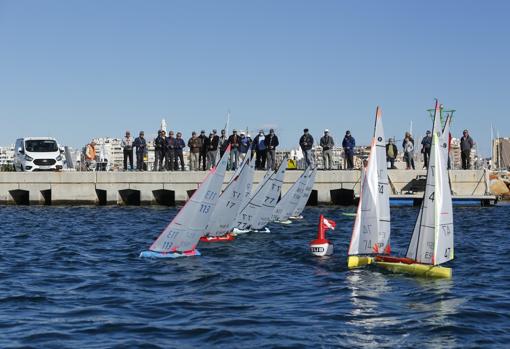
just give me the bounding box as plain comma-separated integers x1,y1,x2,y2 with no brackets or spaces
375,100,454,278
140,146,231,258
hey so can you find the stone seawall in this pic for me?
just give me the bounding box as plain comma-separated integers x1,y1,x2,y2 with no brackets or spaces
0,170,492,205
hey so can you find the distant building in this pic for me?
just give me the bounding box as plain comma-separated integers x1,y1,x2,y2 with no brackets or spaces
0,145,15,168
492,137,510,170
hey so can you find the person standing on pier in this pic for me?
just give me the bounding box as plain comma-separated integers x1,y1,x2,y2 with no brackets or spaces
460,129,475,169
174,132,186,171
265,129,279,170
402,132,415,170
300,128,315,168
206,131,219,169
165,131,176,171
342,130,355,169
228,129,240,170
320,129,334,170
198,130,208,171
386,138,398,169
153,130,166,171
239,131,252,162
133,131,147,171
121,131,134,171
188,131,202,171
219,129,229,162
253,130,266,170
420,130,432,169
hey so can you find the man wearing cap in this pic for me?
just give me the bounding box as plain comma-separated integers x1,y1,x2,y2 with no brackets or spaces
121,131,134,171
253,130,266,170
320,129,335,170
460,129,475,169
228,129,240,170
188,131,202,171
342,130,356,170
265,129,279,170
153,130,166,171
198,130,208,171
421,130,432,169
299,128,315,167
133,131,147,171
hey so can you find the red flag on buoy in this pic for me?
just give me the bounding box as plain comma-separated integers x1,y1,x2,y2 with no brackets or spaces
322,217,336,230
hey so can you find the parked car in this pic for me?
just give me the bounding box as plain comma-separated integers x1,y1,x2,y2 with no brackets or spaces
14,137,64,172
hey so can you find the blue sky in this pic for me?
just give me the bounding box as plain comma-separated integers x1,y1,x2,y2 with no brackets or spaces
0,0,508,156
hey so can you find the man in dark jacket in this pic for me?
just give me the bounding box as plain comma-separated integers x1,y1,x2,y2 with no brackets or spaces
198,130,208,171
228,129,241,170
342,130,356,169
386,138,398,169
421,130,432,169
299,128,314,167
265,129,279,170
219,129,229,160
154,130,166,171
133,131,147,171
165,131,176,171
253,130,266,170
206,131,219,169
460,129,475,169
320,129,334,170
174,132,186,171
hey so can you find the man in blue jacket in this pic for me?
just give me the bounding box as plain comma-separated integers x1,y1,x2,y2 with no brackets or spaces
133,131,147,171
342,130,356,170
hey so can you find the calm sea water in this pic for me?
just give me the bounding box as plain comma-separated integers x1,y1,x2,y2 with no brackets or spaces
0,205,509,348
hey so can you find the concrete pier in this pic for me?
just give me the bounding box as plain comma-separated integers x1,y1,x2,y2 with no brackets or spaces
0,170,495,206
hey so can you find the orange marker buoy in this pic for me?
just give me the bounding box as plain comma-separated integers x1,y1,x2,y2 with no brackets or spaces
310,214,336,256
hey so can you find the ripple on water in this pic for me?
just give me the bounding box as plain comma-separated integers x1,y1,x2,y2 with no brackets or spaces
0,205,509,348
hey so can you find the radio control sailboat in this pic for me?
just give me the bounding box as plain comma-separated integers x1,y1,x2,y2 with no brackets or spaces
140,146,231,258
347,106,391,268
375,100,454,278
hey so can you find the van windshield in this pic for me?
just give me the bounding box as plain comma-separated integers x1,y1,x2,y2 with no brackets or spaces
25,140,58,152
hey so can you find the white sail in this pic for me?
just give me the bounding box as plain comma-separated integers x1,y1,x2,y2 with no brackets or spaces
348,107,390,256
236,159,287,230
251,158,287,229
406,101,454,265
205,156,254,237
290,166,318,218
272,166,311,222
148,146,231,253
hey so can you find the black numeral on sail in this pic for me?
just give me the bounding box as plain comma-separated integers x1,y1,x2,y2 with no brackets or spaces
378,184,384,194
429,192,435,202
444,247,451,258
199,204,211,214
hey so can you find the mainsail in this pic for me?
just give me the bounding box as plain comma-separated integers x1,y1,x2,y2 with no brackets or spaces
205,154,254,237
406,101,454,265
236,159,287,230
272,166,311,222
348,106,390,256
147,146,231,253
290,166,318,218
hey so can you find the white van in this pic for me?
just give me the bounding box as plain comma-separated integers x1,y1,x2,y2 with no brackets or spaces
14,137,64,172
